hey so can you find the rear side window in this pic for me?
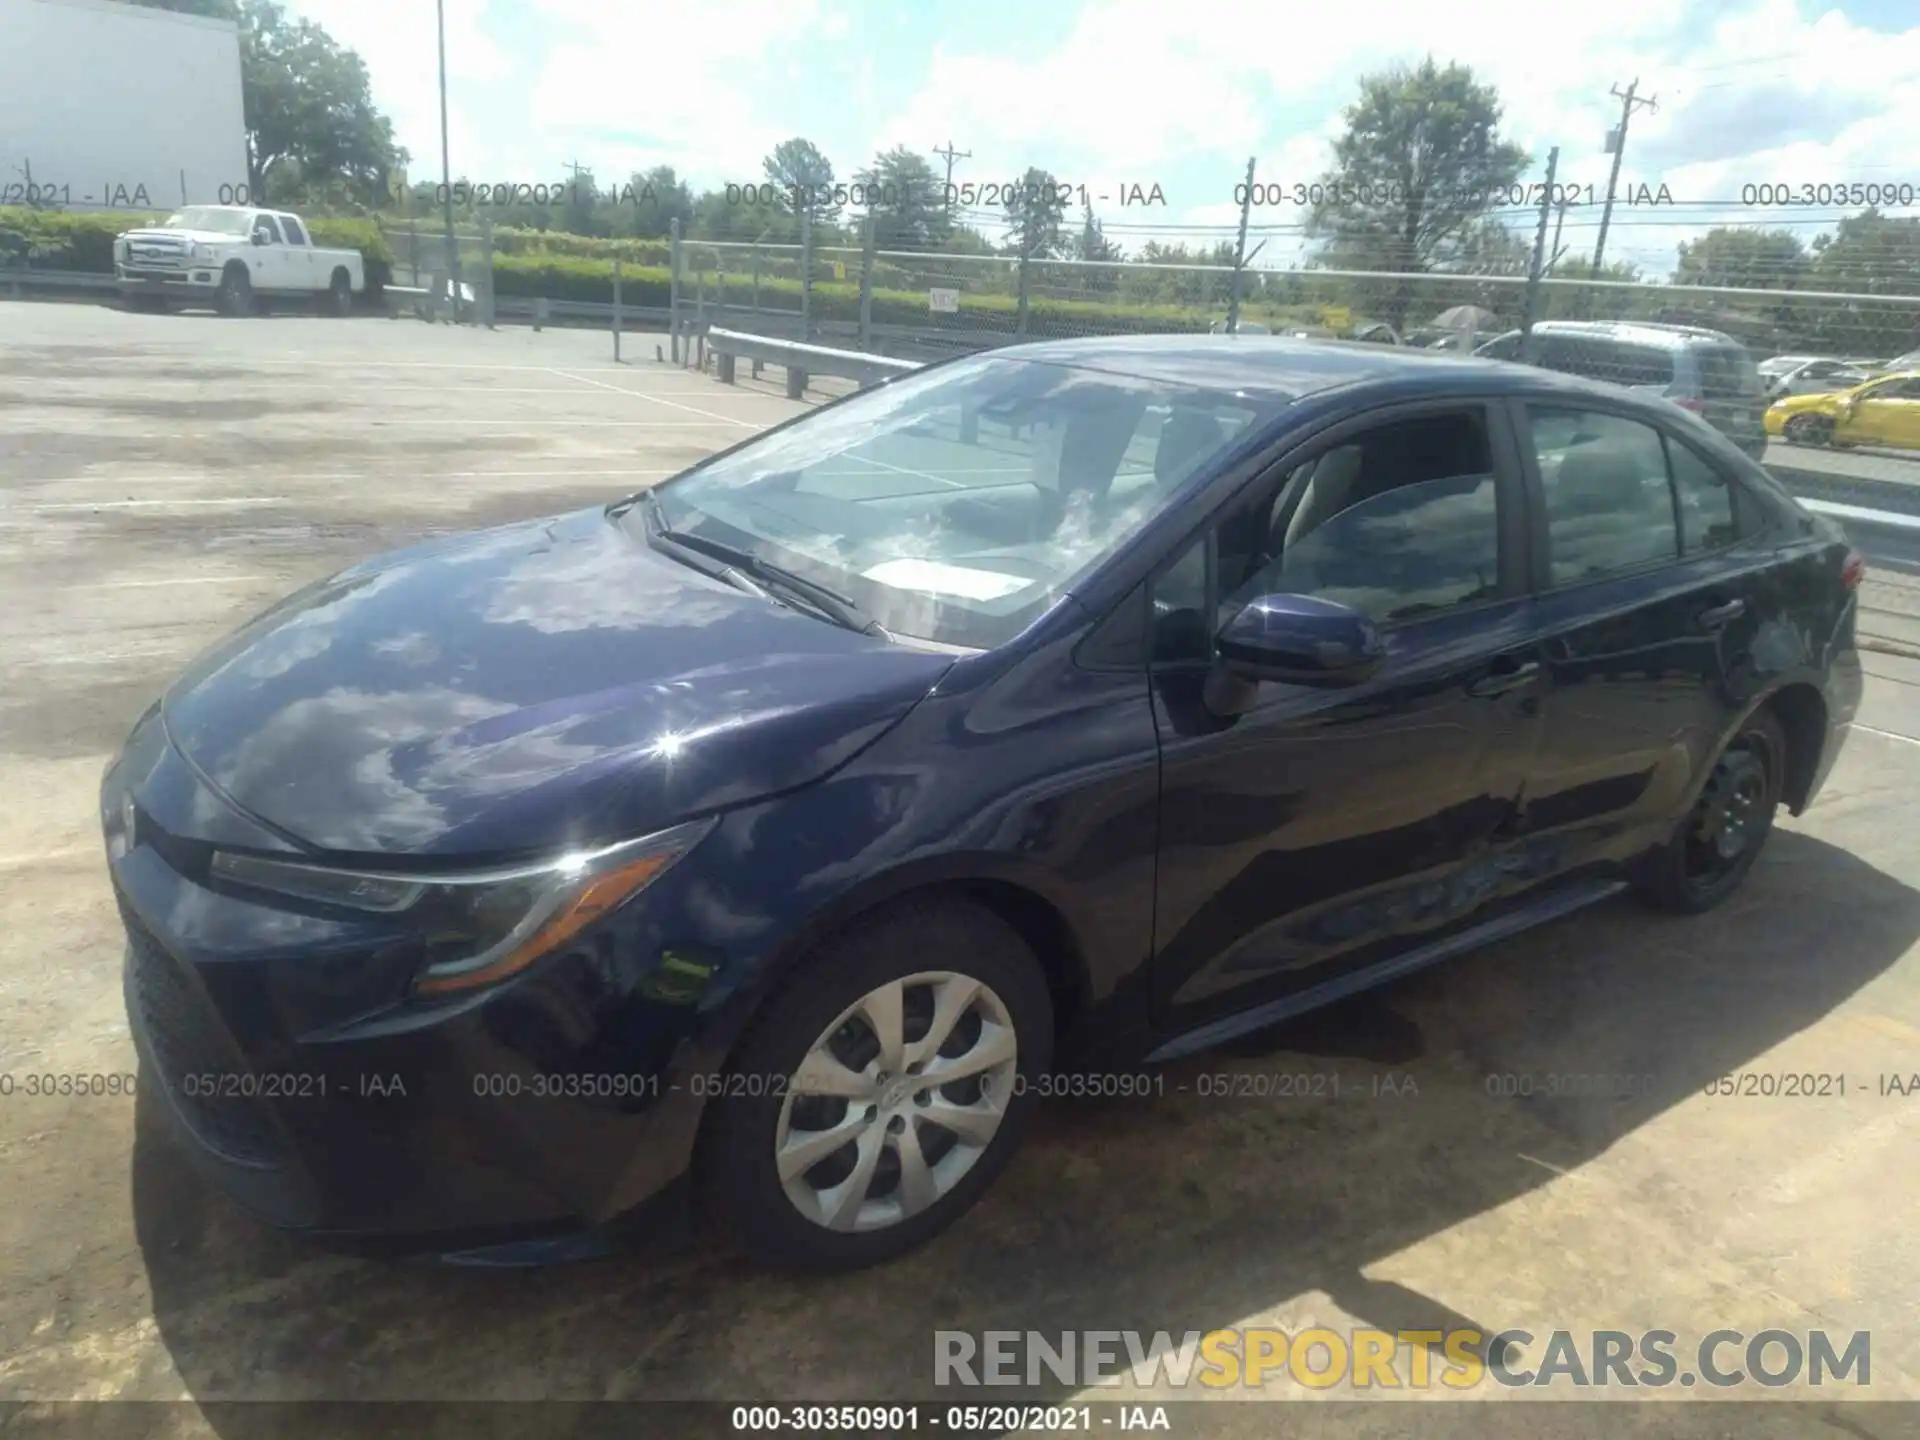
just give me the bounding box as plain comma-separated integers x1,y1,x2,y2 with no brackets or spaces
1694,344,1762,398
1526,407,1680,585
281,216,308,245
1601,344,1675,389
1665,438,1739,552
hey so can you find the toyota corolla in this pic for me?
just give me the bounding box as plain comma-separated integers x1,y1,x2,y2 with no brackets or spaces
104,337,1862,1271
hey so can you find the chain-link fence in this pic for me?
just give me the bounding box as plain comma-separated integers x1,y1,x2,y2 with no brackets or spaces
379,216,495,322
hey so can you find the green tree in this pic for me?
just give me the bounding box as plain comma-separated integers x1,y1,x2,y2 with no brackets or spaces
238,0,407,206
1307,57,1529,324
622,166,696,238
1003,166,1068,259
853,147,947,250
762,138,840,228
1674,227,1807,289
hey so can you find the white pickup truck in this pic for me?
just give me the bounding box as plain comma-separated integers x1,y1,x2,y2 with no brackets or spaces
115,204,366,316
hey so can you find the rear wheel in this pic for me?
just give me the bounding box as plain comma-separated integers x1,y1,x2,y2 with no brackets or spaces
1634,709,1786,914
701,898,1052,1272
217,264,252,317
325,268,353,316
1783,413,1833,446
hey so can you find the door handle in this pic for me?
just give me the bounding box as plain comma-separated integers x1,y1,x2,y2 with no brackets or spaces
1697,598,1747,631
1467,660,1540,698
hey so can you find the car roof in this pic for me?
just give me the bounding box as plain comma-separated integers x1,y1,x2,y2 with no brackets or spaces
1524,320,1739,349
992,333,1502,401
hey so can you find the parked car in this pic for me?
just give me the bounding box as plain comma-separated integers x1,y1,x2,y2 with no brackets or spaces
115,204,364,316
1475,320,1768,459
1763,357,1874,400
1767,369,1920,450
106,336,1862,1271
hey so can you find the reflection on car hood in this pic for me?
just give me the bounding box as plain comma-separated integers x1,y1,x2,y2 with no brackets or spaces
160,508,955,860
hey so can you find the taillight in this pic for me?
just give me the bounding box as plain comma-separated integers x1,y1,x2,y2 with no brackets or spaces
1842,549,1867,590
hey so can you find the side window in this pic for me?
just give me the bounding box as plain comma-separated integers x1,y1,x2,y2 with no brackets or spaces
1666,436,1738,553
1527,408,1680,585
1149,409,1502,656
252,214,283,244
281,215,308,245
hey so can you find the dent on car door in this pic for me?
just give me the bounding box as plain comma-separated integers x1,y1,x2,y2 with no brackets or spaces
1147,404,1545,1036
1507,400,1770,868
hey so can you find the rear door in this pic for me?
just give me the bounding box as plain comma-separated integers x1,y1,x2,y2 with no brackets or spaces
278,214,315,289
1502,397,1776,872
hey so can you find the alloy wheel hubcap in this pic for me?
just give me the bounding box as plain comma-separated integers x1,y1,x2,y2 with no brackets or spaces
774,972,1018,1233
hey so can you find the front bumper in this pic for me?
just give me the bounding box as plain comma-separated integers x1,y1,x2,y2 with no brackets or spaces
117,266,219,298
104,714,723,1252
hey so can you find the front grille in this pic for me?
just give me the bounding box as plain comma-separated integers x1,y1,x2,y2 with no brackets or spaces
122,901,290,1168
125,243,189,270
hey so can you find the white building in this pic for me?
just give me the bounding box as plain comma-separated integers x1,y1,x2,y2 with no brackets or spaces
0,0,248,213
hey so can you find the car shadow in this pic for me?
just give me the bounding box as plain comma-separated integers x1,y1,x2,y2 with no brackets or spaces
132,828,1919,1435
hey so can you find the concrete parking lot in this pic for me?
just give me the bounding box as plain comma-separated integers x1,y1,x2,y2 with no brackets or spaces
2,303,1919,1435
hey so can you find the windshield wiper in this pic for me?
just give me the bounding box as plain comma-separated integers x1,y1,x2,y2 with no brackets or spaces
637,490,885,637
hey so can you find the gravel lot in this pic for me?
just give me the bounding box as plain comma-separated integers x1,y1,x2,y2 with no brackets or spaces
2,303,1918,1437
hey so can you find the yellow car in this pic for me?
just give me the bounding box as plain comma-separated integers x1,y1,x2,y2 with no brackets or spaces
1766,369,1920,449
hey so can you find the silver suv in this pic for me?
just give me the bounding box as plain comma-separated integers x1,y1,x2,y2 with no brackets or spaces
1476,321,1767,459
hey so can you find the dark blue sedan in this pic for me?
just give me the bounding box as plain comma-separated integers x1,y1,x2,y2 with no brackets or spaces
103,336,1864,1271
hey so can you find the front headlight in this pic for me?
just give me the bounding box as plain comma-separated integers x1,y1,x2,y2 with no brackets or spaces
191,243,214,261
209,818,715,997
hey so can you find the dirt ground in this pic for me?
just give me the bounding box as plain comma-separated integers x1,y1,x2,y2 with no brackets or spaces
2,303,1919,1438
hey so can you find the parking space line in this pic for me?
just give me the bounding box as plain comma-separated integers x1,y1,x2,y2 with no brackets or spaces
547,368,762,428
1853,721,1920,747
28,498,285,512
28,469,690,486
838,453,966,489
82,575,269,589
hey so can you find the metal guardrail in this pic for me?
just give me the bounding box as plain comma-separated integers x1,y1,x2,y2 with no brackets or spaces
705,325,923,398
1,267,118,297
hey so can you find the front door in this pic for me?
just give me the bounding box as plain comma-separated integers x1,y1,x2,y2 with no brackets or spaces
248,213,288,289
1148,402,1545,1038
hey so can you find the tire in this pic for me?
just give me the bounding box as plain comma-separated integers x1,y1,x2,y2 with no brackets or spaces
1782,413,1832,447
218,264,252,317
325,269,353,316
1634,707,1787,915
701,897,1053,1272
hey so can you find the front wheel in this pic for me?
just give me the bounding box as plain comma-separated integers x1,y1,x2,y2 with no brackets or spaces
1634,709,1786,914
1782,413,1833,446
217,264,252,317
701,898,1052,1272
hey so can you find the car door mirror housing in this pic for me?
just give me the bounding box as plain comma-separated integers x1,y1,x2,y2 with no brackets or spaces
1214,593,1386,687
252,231,268,246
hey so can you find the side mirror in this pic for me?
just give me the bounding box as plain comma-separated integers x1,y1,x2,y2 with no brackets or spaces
252,231,268,246
1215,593,1385,686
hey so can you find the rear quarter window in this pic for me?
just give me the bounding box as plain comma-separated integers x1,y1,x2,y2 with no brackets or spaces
1694,344,1762,398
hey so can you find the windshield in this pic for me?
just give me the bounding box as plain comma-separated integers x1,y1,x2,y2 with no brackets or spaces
162,207,253,235
636,355,1275,649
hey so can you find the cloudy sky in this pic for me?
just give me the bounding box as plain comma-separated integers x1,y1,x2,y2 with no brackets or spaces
290,0,1920,274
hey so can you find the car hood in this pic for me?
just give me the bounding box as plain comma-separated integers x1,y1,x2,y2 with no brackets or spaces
159,507,956,860
120,228,234,246
1770,390,1847,414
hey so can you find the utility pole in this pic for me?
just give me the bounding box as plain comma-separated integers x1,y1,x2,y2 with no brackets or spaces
1546,194,1571,274
933,140,971,221
1226,155,1256,335
1591,79,1657,280
1521,147,1561,361
435,0,460,324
